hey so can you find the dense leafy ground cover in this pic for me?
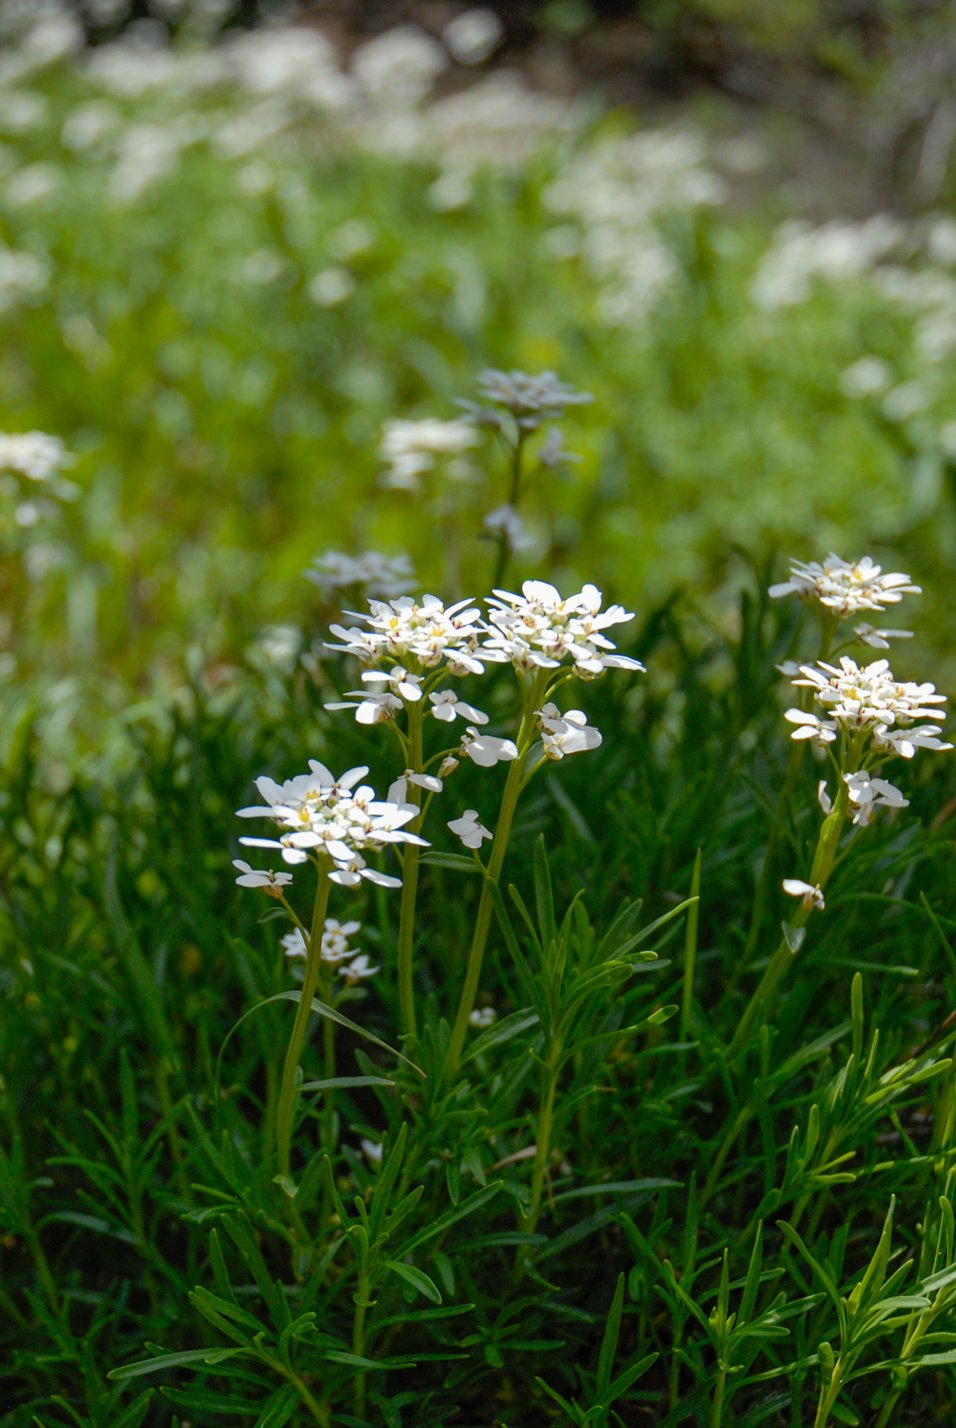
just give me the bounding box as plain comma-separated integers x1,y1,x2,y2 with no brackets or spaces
3,7,956,1426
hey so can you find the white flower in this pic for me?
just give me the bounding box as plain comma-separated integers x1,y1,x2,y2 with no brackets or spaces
0,430,73,481
443,8,503,65
448,808,493,849
769,555,921,617
840,356,893,398
460,727,519,767
783,879,826,911
469,1005,497,1028
872,724,953,760
233,859,293,893
379,418,476,490
482,580,643,680
361,666,423,702
236,760,427,887
340,953,380,982
461,369,592,431
324,689,403,725
537,703,602,759
306,549,414,600
793,658,948,738
438,755,460,778
361,1137,383,1164
327,594,488,676
817,780,832,814
280,928,308,958
783,708,838,745
429,689,488,724
854,624,913,649
483,504,535,554
843,770,909,826
387,770,443,805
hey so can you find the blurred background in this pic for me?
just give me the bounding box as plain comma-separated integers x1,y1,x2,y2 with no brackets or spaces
2,0,956,702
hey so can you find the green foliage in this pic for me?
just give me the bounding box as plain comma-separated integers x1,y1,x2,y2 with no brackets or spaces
3,16,956,1428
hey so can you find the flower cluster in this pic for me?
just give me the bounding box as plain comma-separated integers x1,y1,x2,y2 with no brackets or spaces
0,430,73,481
280,918,380,981
306,549,414,601
785,657,950,759
459,368,592,432
770,553,921,622
379,417,476,491
483,581,643,680
326,595,487,677
235,760,427,889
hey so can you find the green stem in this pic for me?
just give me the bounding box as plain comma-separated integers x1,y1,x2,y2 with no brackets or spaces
520,1043,561,1238
813,1358,846,1428
397,705,424,1041
443,672,546,1081
710,1366,727,1428
276,866,332,1182
727,782,848,1061
491,432,525,590
699,1106,753,1208
352,1266,371,1421
737,615,838,975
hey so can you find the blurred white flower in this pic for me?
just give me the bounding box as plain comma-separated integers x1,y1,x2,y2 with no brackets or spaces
307,549,414,601
483,503,535,554
469,1004,497,1027
854,624,913,649
340,953,380,982
379,418,477,490
839,356,892,398
448,808,493,848
443,9,503,65
0,431,73,481
308,267,355,307
361,1137,383,1163
351,25,447,111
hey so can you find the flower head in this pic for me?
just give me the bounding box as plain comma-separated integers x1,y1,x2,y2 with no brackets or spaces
306,549,414,601
326,594,487,676
769,554,921,618
482,580,643,680
0,430,73,482
379,417,477,490
460,369,592,432
236,759,427,888
789,657,948,746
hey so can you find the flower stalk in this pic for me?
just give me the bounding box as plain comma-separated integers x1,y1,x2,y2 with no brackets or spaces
275,862,332,1183
443,670,548,1080
728,780,848,1060
396,702,425,1041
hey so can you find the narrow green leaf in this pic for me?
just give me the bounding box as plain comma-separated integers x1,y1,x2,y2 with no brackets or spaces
384,1259,443,1304
597,1273,625,1396
108,1348,242,1380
